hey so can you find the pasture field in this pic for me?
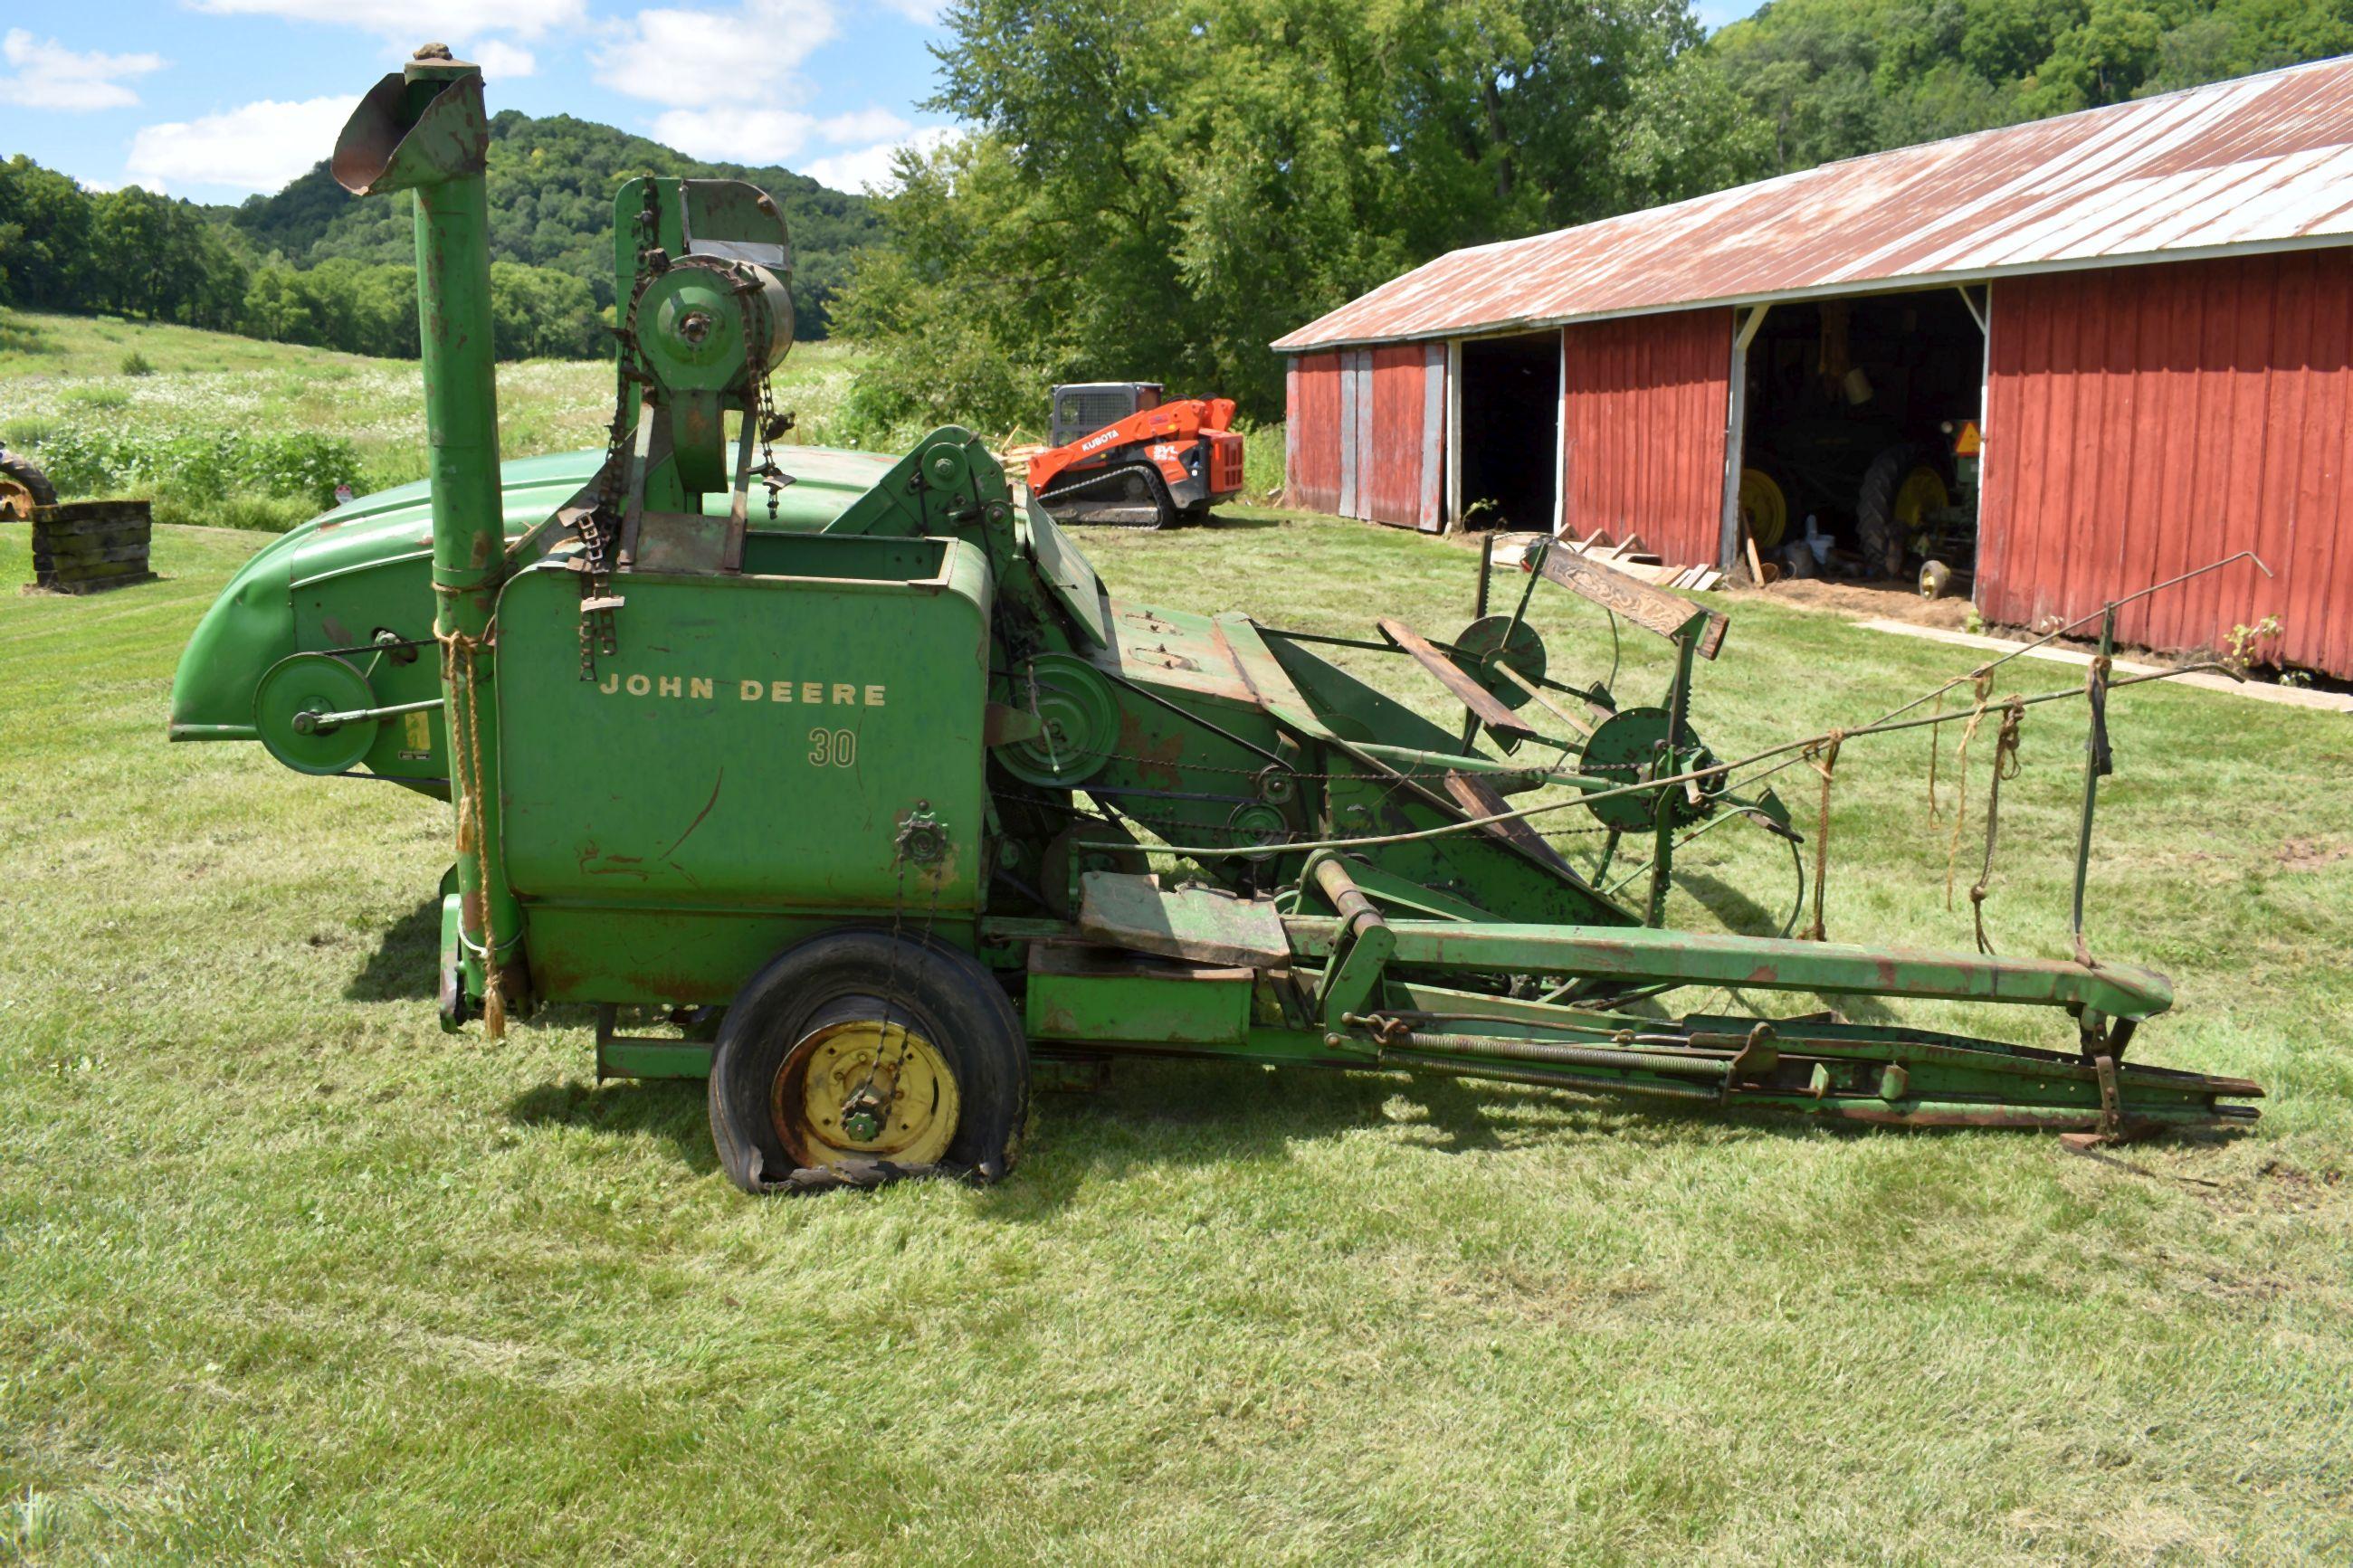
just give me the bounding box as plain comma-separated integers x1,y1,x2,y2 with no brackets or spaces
2,395,2350,1561
0,310,870,530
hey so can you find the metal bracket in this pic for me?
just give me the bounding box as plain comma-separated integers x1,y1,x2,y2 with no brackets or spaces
1306,852,1395,1029
595,1004,716,1081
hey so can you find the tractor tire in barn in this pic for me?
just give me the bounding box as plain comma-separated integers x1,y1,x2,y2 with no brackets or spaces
1737,466,1789,550
0,451,58,519
1856,444,1949,578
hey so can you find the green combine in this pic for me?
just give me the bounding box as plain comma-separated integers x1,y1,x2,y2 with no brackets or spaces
169,48,2259,1192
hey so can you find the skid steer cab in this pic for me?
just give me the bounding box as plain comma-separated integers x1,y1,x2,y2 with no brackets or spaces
1024,381,1246,529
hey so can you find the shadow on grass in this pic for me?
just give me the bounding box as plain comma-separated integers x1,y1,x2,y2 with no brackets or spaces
1675,868,1790,937
499,1042,2143,1207
507,1076,721,1176
344,897,440,1002
996,1054,1872,1212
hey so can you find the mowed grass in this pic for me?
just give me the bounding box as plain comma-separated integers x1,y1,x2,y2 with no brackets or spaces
3,507,2351,1564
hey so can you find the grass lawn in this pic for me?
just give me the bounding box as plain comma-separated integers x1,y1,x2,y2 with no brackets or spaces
2,500,2349,1563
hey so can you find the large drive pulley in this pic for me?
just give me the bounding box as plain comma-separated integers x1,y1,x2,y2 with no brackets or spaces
253,652,379,775
996,652,1119,785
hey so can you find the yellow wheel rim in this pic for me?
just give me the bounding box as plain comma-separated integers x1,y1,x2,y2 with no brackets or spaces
772,1017,961,1170
1738,468,1787,549
1893,466,1949,549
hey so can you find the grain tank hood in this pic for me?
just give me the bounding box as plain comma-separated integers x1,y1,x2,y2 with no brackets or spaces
168,444,897,743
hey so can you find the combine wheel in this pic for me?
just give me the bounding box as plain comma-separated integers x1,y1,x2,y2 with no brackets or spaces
1856,445,1948,577
1919,559,1954,601
710,930,1029,1192
0,451,57,519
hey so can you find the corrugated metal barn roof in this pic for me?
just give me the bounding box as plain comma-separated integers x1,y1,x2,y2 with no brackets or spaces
1273,54,2353,351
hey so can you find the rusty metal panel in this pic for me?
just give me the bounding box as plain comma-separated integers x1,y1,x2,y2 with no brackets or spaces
1288,351,1342,511
1977,251,2350,676
1276,58,2353,352
1558,309,1731,565
1420,343,1446,530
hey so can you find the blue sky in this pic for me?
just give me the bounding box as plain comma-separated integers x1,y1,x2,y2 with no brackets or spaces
2,1,1751,204
0,0,959,200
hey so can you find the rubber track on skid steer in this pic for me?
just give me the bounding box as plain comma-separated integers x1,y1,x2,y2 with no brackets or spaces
1036,461,1175,528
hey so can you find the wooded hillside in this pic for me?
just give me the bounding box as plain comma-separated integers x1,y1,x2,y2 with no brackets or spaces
1713,0,2353,173
0,110,880,362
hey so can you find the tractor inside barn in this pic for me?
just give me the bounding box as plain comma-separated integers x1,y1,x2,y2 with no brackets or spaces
1734,289,1988,590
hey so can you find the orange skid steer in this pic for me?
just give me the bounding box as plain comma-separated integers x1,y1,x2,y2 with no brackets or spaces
1024,382,1246,529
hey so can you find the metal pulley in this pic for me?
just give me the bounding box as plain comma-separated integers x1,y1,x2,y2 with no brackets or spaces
630,255,792,394
252,652,381,775
995,653,1119,786
1448,614,1548,711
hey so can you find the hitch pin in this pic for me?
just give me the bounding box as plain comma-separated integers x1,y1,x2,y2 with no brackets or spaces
292,697,445,735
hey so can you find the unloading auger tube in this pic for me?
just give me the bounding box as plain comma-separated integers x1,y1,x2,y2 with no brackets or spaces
162,44,2262,1194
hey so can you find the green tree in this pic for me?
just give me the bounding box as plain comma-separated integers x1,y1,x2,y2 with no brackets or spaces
837,0,1767,432
0,157,98,309
1710,0,2353,176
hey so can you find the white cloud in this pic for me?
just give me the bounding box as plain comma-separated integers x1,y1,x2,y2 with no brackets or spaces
470,39,538,79
188,0,584,38
816,107,911,144
0,29,165,111
876,0,941,18
652,107,817,163
595,0,838,107
126,95,357,195
803,125,956,194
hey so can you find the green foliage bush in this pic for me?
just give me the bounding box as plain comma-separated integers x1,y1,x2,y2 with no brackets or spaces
26,424,361,509
119,350,154,376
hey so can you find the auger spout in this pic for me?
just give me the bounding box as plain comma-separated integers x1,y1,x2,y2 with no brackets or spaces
333,44,527,1026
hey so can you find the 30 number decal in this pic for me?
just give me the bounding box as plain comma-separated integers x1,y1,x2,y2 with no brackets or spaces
808,727,857,767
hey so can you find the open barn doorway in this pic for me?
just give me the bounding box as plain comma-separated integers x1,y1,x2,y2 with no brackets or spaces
1455,332,1559,533
1734,287,1986,592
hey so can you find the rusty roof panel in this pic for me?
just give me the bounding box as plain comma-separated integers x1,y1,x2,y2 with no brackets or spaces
1274,57,2353,351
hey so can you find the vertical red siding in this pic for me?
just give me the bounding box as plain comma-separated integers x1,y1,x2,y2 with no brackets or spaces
1559,309,1732,564
1980,253,2348,675
1288,351,1342,512
1366,345,1426,527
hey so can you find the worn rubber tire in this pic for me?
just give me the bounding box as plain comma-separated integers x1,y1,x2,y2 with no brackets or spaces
1855,443,1933,577
708,929,1029,1193
0,451,58,519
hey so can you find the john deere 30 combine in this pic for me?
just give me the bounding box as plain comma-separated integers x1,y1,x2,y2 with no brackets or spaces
169,50,2258,1192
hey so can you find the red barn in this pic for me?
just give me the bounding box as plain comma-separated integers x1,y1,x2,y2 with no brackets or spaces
1276,57,2353,677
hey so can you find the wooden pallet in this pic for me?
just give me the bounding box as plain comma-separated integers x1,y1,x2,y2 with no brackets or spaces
24,501,157,595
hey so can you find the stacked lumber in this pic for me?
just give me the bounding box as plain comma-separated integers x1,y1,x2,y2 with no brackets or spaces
1489,528,1721,591
25,501,158,595
998,443,1046,486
